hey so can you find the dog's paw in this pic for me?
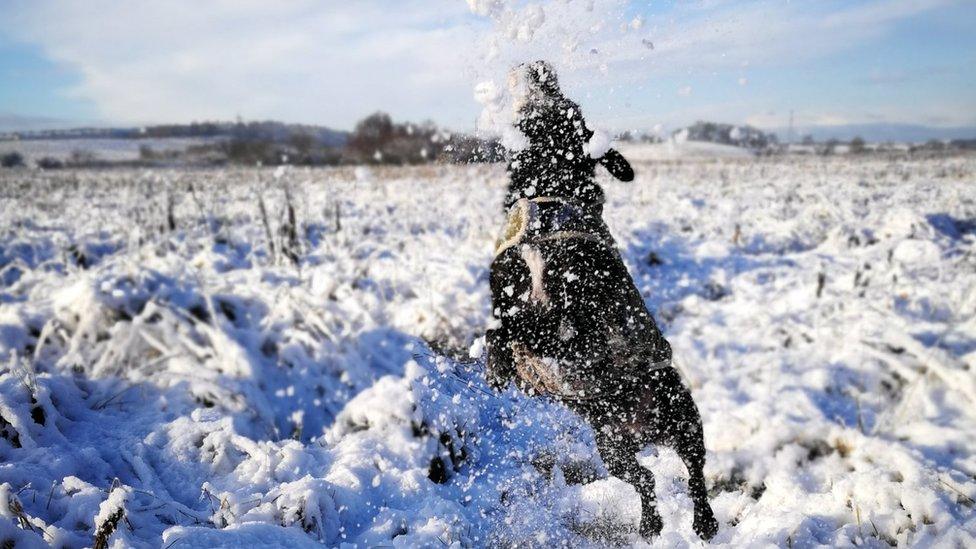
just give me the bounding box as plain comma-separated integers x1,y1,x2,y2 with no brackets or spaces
638,508,663,538
693,510,719,541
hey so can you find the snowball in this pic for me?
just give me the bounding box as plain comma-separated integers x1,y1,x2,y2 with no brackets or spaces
892,239,941,265
585,130,612,159
468,336,485,359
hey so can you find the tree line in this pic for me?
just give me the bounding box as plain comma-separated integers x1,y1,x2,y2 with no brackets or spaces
0,113,502,169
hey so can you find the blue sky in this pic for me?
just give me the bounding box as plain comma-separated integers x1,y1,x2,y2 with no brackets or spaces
0,39,100,126
1,0,974,134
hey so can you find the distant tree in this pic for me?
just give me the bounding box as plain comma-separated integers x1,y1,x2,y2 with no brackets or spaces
850,136,866,154
345,112,446,164
1,151,25,168
69,149,98,166
801,135,815,145
440,134,505,163
678,121,776,150
949,139,976,151
37,156,64,170
347,112,396,162
289,132,316,158
222,138,273,165
822,139,840,156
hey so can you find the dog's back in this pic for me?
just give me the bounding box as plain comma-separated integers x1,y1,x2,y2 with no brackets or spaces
486,198,671,398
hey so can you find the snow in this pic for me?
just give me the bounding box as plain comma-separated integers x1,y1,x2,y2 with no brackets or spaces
0,138,220,162
466,0,504,19
466,0,637,144
473,79,526,151
1,155,975,547
585,130,613,160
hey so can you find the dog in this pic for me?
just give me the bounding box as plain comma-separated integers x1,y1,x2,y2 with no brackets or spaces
486,62,718,540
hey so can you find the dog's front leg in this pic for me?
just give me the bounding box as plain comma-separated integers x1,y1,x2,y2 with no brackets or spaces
485,326,515,390
486,249,531,390
594,423,663,538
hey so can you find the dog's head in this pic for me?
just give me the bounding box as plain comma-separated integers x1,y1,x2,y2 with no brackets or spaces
508,60,562,115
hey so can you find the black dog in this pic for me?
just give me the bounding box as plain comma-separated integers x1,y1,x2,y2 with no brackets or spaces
486,61,718,540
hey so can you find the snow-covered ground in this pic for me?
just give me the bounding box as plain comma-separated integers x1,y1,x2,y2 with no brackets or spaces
0,138,221,163
1,154,974,547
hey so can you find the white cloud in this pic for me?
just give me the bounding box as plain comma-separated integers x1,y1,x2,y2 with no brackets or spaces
1,0,481,128
585,0,961,78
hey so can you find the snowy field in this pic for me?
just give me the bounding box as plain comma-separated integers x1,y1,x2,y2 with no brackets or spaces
0,138,221,163
1,154,975,547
